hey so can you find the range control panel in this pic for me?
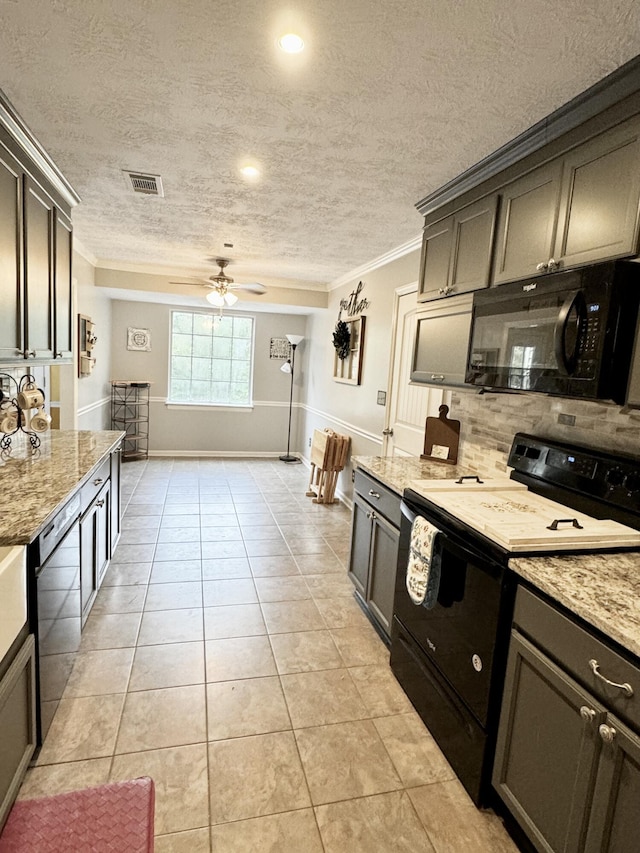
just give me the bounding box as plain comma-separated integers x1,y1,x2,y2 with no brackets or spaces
508,433,640,519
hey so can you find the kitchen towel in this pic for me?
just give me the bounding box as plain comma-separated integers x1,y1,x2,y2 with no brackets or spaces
406,515,441,609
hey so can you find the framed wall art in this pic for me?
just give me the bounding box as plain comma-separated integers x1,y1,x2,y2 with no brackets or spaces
333,316,365,385
127,327,151,352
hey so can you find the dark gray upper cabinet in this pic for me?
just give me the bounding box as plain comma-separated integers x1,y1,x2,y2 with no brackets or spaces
54,211,73,359
411,293,473,387
493,115,640,284
0,91,78,366
0,147,23,361
492,161,563,284
556,116,640,269
418,195,498,302
23,177,55,360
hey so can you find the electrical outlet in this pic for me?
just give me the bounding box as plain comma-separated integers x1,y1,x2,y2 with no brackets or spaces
308,437,312,447
557,413,576,426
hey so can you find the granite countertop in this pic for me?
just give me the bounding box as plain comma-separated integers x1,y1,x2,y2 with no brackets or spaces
352,455,640,661
510,553,640,659
352,455,468,495
0,430,124,545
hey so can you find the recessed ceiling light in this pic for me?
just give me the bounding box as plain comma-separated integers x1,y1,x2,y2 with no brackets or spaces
278,33,304,53
240,164,260,179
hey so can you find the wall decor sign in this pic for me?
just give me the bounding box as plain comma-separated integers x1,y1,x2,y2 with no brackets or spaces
333,316,365,385
127,327,151,352
269,337,291,359
339,280,370,318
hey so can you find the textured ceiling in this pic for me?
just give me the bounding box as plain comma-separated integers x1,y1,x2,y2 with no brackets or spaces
1,0,640,290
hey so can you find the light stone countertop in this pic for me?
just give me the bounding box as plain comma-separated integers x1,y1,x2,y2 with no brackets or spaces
0,430,124,545
509,553,640,659
352,455,640,661
352,455,468,495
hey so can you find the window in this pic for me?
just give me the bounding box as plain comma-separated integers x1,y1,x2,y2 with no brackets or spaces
169,311,254,406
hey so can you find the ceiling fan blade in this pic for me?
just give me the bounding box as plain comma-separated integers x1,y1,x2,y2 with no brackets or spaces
169,280,210,287
229,283,267,295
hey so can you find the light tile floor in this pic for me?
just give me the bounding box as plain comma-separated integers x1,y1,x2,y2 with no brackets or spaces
18,458,519,852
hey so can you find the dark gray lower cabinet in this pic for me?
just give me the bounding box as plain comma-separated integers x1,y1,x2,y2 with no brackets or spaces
493,589,640,853
0,634,36,831
348,473,401,640
80,481,110,624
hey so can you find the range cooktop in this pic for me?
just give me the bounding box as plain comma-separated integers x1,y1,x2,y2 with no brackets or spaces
410,477,640,551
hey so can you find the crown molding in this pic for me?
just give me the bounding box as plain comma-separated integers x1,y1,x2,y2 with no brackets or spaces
0,88,81,208
328,233,422,291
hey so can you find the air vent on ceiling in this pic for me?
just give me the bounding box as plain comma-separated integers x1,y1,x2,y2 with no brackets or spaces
123,170,164,197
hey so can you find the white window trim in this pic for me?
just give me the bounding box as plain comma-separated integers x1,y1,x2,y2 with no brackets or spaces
168,308,255,407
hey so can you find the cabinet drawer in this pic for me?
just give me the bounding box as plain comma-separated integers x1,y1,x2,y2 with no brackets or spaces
354,469,401,527
514,585,640,731
80,457,111,514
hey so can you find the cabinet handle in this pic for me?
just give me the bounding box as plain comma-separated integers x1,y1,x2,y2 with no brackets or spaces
536,262,549,272
93,478,104,486
588,659,634,697
368,490,381,499
55,351,63,358
17,349,36,358
366,511,377,521
430,374,445,382
96,499,105,508
598,723,616,744
579,705,596,722
438,285,454,296
547,257,561,271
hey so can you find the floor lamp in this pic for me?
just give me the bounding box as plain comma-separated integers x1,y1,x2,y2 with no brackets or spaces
279,334,304,463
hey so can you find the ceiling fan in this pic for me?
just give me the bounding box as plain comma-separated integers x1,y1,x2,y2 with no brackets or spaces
172,259,267,308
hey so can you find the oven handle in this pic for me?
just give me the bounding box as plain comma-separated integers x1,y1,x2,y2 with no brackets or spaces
401,500,418,525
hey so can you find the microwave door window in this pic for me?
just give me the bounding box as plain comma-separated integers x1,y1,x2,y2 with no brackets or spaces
505,326,555,389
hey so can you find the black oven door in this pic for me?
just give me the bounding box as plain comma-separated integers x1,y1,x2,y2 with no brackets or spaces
392,498,507,728
465,268,593,395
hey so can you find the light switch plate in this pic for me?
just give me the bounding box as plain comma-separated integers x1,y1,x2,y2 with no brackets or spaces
377,391,387,406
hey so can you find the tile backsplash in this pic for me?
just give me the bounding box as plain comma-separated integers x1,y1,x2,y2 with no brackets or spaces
451,388,640,476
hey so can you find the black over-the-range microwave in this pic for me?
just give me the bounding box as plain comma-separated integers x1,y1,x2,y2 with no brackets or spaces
465,260,640,404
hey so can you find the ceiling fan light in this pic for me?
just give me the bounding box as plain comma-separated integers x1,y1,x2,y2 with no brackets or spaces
206,290,225,307
224,291,239,306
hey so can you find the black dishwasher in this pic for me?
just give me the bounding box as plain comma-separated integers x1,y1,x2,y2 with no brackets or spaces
31,493,82,743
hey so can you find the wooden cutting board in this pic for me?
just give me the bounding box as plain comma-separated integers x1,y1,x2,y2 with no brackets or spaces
421,405,460,465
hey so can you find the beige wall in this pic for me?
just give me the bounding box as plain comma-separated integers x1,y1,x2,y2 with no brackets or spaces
110,299,307,454
75,251,113,430
300,249,422,501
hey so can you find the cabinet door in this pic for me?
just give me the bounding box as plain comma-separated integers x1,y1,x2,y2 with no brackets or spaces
0,635,36,830
80,503,98,623
23,177,54,359
95,482,111,588
110,446,122,555
448,195,497,296
417,216,453,301
0,148,24,361
367,512,400,636
555,116,640,269
493,160,562,284
584,716,640,853
411,293,473,386
348,494,373,597
53,211,73,359
493,631,604,853
419,196,498,302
